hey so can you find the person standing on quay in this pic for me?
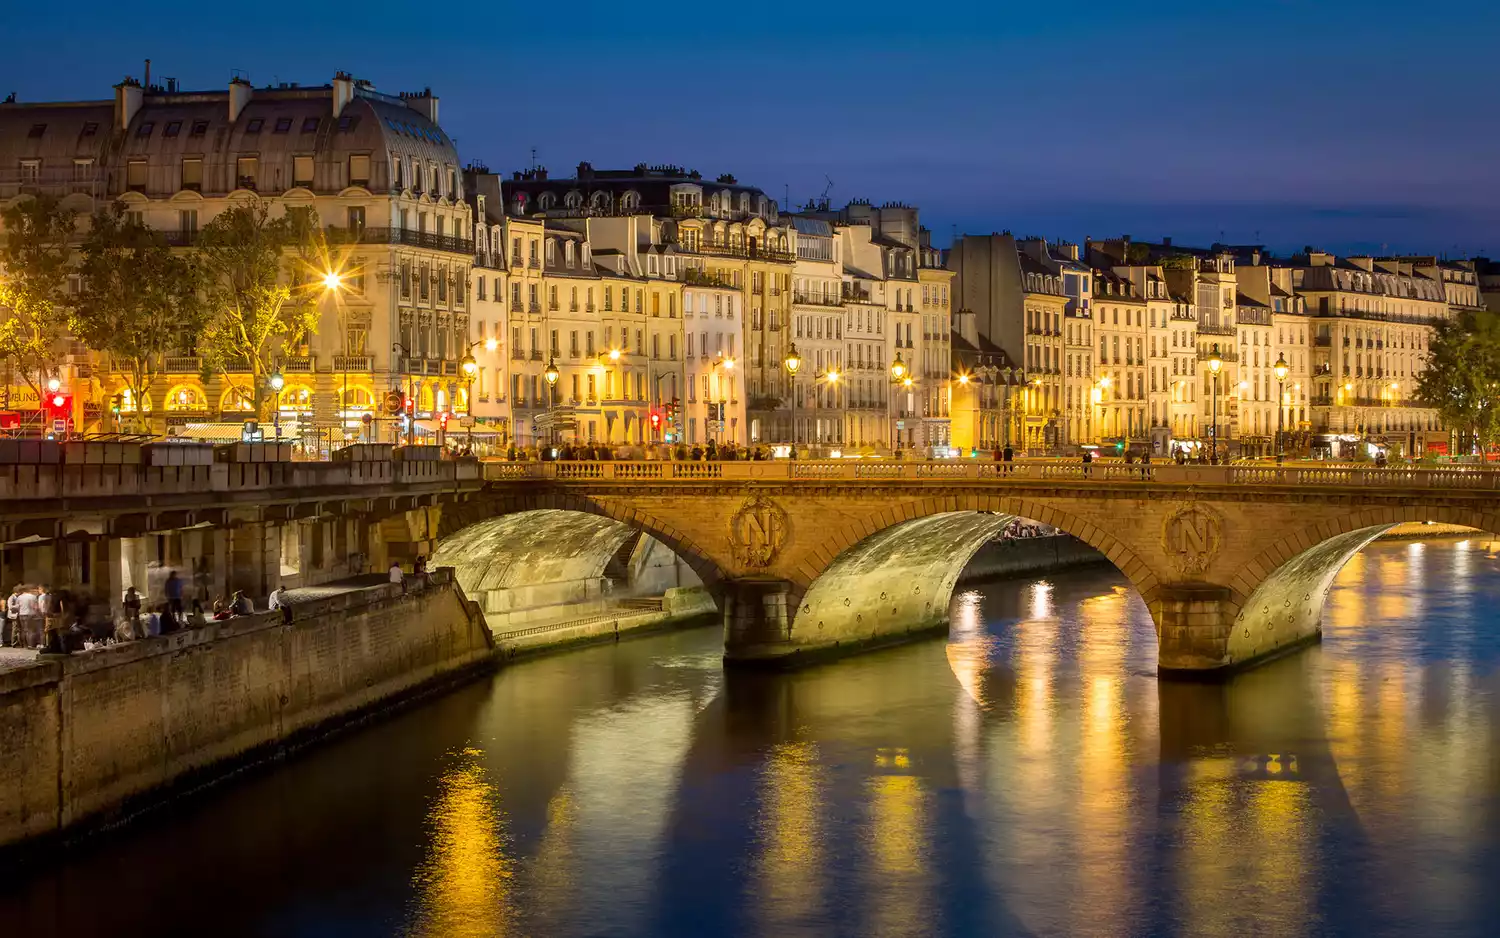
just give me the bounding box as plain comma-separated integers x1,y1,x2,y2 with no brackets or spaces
390,560,406,595
165,570,184,617
4,586,19,647
122,585,143,640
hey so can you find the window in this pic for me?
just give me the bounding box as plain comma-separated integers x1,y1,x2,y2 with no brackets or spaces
235,156,258,190
190,120,208,137
126,159,147,191
346,206,365,230
245,119,263,133
178,210,198,236
273,117,292,134
72,159,93,181
27,123,46,139
348,154,370,186
136,121,154,138
293,155,314,188
81,122,98,137
338,114,356,132
163,121,182,138
301,117,320,133
19,160,40,183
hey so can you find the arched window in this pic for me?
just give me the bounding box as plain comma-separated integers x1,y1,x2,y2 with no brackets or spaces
219,387,253,413
621,190,640,212
564,190,583,210
342,387,375,409
590,191,611,213
537,191,556,210
166,385,207,410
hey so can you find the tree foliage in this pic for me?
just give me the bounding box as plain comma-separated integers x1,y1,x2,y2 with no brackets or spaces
70,203,206,431
195,202,321,418
0,196,77,407
1414,307,1500,458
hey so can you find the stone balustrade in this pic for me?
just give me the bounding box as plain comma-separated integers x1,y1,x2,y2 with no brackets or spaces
481,459,1500,490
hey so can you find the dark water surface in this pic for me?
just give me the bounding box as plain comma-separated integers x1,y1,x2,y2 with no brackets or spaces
6,536,1500,937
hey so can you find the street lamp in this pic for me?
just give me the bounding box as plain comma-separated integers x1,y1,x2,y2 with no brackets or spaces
1274,353,1289,462
268,369,286,440
1207,344,1223,464
784,343,802,449
461,354,478,449
710,356,735,445
542,357,560,447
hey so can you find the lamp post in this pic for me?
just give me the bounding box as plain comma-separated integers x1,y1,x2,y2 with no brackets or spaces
1274,353,1289,462
392,342,414,447
543,356,560,448
711,356,735,445
457,337,498,451
1208,344,1223,464
817,368,841,449
784,342,802,451
268,369,286,440
889,353,906,452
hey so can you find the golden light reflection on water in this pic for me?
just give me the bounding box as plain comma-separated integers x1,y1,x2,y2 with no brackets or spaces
1321,536,1500,928
752,741,825,937
408,749,514,938
861,759,932,938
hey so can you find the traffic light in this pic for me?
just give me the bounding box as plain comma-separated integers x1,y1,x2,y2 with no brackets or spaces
1115,439,1125,454
649,410,662,432
45,393,71,421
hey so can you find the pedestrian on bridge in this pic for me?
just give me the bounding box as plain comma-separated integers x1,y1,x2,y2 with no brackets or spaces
1082,449,1094,477
1002,444,1014,473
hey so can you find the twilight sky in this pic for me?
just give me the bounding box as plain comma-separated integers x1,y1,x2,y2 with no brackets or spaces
4,0,1495,256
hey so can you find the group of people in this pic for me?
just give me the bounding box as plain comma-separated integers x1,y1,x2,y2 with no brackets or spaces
3,567,287,656
3,583,66,650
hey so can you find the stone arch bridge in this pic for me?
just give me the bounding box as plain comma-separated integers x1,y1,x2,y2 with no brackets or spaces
446,460,1500,675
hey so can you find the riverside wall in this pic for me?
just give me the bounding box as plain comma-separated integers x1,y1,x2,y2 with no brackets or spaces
0,572,493,851
957,534,1107,584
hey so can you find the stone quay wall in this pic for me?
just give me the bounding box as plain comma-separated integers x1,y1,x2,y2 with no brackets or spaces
0,572,494,851
957,535,1107,584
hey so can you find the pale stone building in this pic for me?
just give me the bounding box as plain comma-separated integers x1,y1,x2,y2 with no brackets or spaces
0,71,472,446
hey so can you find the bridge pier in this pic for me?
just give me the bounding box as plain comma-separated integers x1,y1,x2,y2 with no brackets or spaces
721,579,796,664
1153,586,1245,674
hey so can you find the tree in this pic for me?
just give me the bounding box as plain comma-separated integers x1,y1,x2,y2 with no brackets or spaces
0,196,77,412
69,204,206,432
1415,307,1500,459
195,202,321,419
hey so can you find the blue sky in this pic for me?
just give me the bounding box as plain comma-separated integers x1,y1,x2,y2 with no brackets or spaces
4,0,1494,255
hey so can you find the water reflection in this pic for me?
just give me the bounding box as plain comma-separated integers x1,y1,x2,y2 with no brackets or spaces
5,537,1500,938
408,750,514,938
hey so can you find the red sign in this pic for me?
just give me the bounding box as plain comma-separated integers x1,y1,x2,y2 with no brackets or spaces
1426,441,1449,455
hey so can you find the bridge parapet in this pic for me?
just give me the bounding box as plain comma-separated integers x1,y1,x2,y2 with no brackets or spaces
482,459,1500,491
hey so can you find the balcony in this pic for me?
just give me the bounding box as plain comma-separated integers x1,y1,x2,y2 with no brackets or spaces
1198,348,1239,363
163,355,202,373
322,225,475,256
1198,323,1236,336
281,356,315,373
1236,308,1272,326
1313,336,1332,347
670,239,796,264
333,355,374,372
792,292,842,307
511,301,523,312
529,302,542,314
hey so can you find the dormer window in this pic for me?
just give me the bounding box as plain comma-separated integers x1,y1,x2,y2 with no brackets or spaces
302,117,320,133
136,122,154,138
273,117,292,134
27,124,46,138
190,120,208,136
245,118,263,133
163,121,181,137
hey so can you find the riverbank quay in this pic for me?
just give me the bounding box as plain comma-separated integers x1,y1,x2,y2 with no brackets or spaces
0,571,492,852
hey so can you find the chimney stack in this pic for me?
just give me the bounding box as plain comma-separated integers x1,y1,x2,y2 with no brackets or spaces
401,87,439,125
229,76,252,123
332,71,354,117
113,77,143,131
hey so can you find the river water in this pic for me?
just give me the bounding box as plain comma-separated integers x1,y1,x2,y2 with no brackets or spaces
5,535,1500,937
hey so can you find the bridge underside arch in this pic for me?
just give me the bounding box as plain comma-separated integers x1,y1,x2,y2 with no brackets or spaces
1227,506,1500,669
431,509,704,627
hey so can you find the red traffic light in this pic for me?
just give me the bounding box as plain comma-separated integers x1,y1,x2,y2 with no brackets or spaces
649,411,662,429
45,393,71,416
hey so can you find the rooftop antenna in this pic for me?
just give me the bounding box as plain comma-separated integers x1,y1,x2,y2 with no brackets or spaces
530,147,537,172
820,175,834,208
783,183,789,212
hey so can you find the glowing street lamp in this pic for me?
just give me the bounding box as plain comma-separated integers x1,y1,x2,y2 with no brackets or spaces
268,369,286,439
890,353,906,381
321,270,344,291
784,343,802,446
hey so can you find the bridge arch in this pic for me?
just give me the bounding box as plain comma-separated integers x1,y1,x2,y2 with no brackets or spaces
1225,504,1500,667
726,493,1154,664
